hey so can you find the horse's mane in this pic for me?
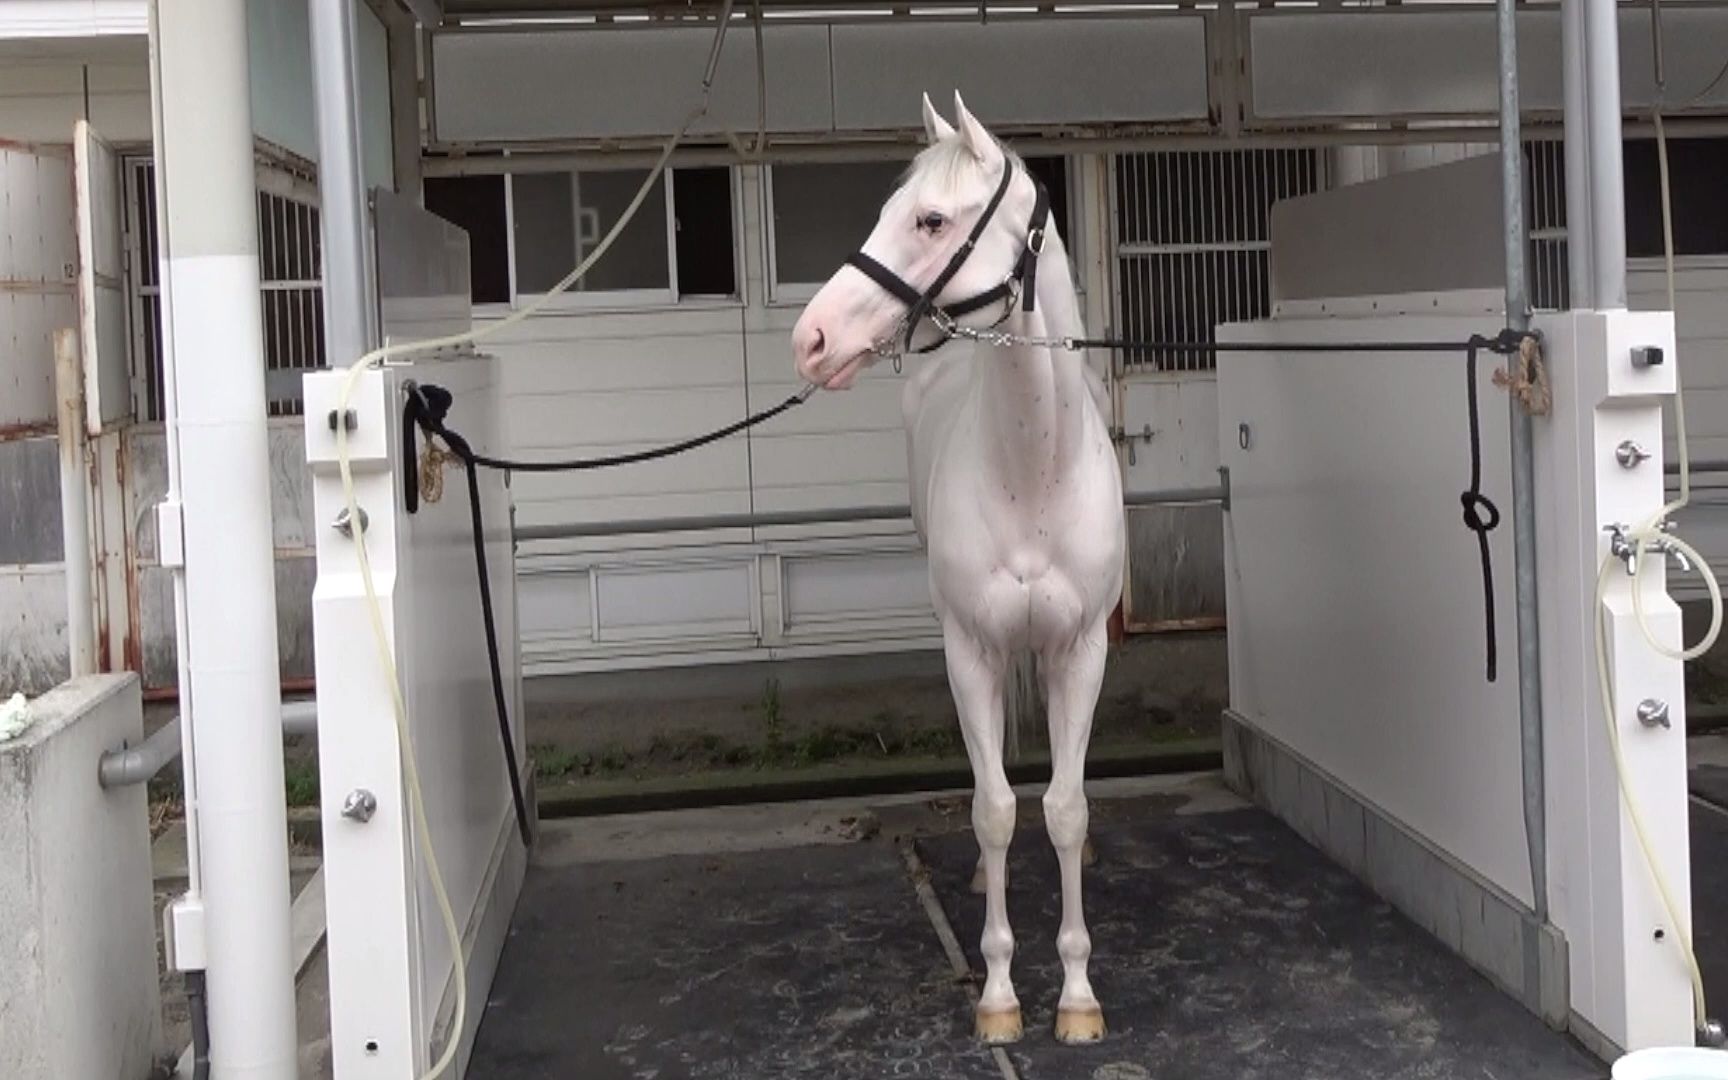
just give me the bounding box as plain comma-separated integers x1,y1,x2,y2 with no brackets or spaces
900,134,1025,201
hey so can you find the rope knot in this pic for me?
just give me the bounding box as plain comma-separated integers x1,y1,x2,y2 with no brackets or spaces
1491,334,1553,416
1460,491,1501,534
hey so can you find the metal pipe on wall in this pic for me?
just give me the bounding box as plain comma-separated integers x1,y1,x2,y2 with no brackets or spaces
1496,0,1549,924
53,329,96,678
153,0,299,1075
100,717,184,789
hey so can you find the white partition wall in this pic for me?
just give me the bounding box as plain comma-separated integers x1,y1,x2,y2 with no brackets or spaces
1218,142,1697,1053
1219,298,1694,1054
306,354,526,1079
1218,300,1529,906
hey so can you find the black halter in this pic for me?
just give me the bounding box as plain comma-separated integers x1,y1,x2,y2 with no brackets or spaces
843,157,1051,354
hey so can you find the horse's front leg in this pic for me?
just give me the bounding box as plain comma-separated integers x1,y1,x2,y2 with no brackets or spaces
944,628,1021,1043
1043,621,1109,1043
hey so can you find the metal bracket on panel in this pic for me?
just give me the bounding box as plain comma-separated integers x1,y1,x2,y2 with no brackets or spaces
164,894,207,972
156,500,186,570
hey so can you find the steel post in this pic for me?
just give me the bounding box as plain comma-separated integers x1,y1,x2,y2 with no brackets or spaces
310,0,379,361
1563,2,1596,310
1584,0,1629,311
1496,0,1549,923
153,0,299,1074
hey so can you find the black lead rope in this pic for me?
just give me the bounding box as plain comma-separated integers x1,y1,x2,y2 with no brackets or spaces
401,380,817,848
1459,338,1503,683
400,331,1525,834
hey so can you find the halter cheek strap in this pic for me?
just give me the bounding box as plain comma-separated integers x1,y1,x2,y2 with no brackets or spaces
843,158,1051,352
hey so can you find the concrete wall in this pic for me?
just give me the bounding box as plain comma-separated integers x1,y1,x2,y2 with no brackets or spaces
0,672,163,1080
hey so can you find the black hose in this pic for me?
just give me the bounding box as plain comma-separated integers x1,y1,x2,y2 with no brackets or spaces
186,970,210,1080
401,385,533,848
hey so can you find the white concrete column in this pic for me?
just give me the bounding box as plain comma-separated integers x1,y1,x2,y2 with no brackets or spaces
152,0,299,1075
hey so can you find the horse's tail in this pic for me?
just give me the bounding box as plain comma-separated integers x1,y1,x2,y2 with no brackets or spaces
1003,650,1040,764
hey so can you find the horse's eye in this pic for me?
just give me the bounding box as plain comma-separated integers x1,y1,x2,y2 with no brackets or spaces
917,211,946,233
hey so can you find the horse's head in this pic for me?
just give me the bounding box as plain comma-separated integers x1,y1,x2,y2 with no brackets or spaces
791,91,1039,389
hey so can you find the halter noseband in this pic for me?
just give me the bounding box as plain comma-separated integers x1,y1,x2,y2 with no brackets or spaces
843,157,1051,355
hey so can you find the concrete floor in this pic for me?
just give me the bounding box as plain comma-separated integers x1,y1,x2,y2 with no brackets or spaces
271,738,1728,1080
469,773,1599,1080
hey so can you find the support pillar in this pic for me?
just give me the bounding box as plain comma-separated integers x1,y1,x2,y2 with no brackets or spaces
311,0,379,360
1495,0,1549,926
152,0,299,1076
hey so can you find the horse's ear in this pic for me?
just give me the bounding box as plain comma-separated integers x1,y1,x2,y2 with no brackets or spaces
952,90,999,164
921,92,956,143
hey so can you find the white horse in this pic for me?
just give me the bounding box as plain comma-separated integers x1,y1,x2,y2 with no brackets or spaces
792,92,1125,1045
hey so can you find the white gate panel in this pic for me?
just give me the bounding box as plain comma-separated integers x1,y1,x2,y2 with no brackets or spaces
1218,312,1528,907
307,355,525,1079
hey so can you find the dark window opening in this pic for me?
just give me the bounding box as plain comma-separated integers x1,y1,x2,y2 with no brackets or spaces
1625,136,1728,258
673,167,737,297
1024,155,1072,246
424,174,511,304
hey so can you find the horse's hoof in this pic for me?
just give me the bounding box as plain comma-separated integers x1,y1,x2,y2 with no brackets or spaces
975,1005,1023,1043
1054,1005,1106,1044
1081,837,1098,866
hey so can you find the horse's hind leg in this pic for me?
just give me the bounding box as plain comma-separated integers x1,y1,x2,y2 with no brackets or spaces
1043,622,1109,1044
945,629,1021,1043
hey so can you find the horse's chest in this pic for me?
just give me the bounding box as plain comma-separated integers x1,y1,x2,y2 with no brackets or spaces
926,500,1112,645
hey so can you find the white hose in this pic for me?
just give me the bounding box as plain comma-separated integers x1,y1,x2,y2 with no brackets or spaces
1590,96,1721,1033
332,93,713,1080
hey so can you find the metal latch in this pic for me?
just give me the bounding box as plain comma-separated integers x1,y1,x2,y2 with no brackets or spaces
1110,423,1155,466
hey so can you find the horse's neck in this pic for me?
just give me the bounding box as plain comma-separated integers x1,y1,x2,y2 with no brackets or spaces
969,234,1094,496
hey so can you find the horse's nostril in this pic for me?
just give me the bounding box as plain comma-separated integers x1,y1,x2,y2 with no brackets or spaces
811,328,826,357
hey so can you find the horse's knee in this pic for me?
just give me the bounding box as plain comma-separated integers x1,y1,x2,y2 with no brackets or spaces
973,790,1017,850
1042,788,1088,850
